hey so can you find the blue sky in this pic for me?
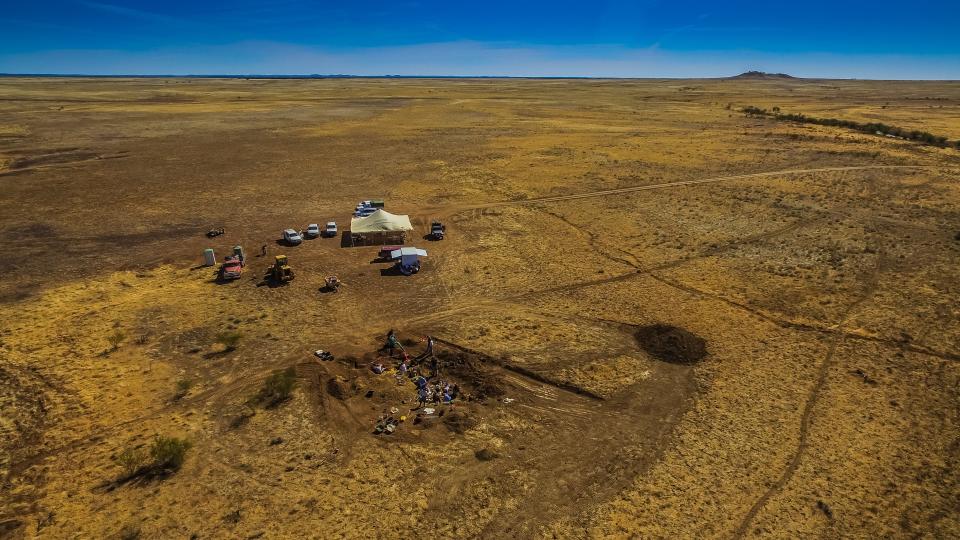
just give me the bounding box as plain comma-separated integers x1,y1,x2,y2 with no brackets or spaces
2,0,959,78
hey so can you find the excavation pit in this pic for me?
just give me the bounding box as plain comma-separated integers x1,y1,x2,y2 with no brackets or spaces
635,324,708,365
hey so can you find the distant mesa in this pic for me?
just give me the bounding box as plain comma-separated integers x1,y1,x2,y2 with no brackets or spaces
729,71,797,80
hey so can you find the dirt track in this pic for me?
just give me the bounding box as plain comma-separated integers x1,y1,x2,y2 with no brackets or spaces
426,164,950,216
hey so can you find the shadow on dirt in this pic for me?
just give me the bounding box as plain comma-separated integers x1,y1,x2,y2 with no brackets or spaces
379,265,406,277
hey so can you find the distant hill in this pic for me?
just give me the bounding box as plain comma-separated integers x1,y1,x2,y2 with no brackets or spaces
729,71,797,80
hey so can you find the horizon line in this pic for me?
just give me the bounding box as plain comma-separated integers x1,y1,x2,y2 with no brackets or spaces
2,72,959,82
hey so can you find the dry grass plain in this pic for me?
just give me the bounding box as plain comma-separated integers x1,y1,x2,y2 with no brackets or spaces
0,76,958,539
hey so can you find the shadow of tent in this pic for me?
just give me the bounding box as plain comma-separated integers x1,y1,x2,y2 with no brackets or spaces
379,264,405,277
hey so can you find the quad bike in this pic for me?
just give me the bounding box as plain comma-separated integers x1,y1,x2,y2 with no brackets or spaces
322,275,342,293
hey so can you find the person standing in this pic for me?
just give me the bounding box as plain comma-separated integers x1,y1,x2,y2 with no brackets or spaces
396,359,409,384
385,329,399,358
416,387,428,409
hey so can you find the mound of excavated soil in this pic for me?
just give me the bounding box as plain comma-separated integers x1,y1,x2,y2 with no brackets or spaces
443,410,477,434
326,377,352,400
437,350,505,400
635,324,708,364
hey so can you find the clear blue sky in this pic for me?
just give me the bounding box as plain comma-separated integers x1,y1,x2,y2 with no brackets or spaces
2,0,959,78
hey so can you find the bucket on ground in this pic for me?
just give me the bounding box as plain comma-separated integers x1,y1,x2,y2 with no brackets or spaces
203,248,216,266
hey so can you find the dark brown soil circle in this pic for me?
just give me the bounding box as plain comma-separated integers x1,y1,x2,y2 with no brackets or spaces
443,410,477,434
635,324,708,364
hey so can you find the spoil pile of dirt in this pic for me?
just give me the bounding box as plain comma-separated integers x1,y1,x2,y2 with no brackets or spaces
437,350,505,400
635,324,708,364
326,377,352,400
443,410,477,434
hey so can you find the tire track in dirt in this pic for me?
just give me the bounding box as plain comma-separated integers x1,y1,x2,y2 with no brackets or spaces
424,165,949,218
732,254,886,538
0,151,130,177
646,274,960,363
544,210,642,269
399,213,824,340
408,201,960,369
418,164,953,330
502,213,824,302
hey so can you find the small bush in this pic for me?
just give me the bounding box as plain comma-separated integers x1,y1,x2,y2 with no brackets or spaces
114,435,191,481
116,447,148,477
254,367,297,407
118,524,141,540
107,329,127,351
216,331,242,351
149,435,192,472
229,406,256,429
172,379,192,401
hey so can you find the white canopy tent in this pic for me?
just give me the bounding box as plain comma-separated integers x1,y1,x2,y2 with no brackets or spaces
390,247,428,260
349,209,413,245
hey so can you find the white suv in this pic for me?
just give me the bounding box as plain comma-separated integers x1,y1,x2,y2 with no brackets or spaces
282,229,303,245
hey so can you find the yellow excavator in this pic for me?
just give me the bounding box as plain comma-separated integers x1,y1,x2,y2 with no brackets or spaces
268,255,294,283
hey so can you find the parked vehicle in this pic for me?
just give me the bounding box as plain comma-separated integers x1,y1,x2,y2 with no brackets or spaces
304,224,321,238
267,255,294,283
282,229,303,245
324,221,338,237
219,255,243,280
206,227,225,238
322,275,342,292
378,245,403,261
391,247,428,276
428,221,446,240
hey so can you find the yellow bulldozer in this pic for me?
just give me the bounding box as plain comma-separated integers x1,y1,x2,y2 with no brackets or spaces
267,255,294,283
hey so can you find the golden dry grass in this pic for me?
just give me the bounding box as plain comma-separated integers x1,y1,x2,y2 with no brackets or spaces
0,77,958,539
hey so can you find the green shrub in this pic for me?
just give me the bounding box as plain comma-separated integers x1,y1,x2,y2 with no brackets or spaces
107,329,127,351
149,435,192,472
114,435,191,483
255,367,297,407
172,379,192,401
116,447,148,477
216,331,242,351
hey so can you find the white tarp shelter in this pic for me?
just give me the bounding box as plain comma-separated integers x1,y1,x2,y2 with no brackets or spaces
390,247,428,262
349,209,413,245
350,209,413,234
